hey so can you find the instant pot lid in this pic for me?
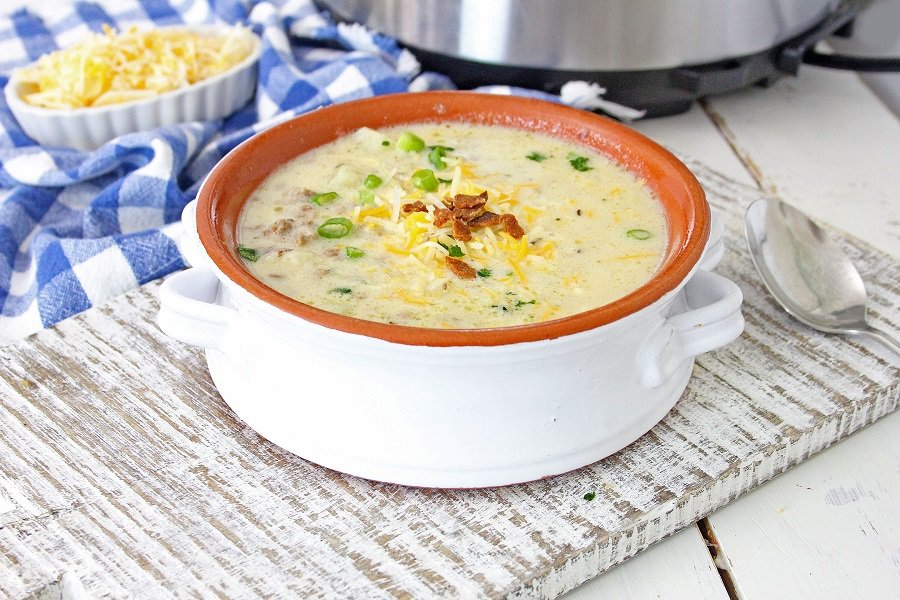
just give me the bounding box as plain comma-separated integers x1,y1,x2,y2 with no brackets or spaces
319,0,839,72
318,0,875,117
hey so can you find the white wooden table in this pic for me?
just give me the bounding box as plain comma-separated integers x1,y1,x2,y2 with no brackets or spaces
0,6,898,595
569,64,900,600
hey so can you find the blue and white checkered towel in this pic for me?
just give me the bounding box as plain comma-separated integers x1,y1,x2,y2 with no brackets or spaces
0,0,643,344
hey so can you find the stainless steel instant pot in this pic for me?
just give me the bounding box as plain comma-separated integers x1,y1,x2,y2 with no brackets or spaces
319,0,898,116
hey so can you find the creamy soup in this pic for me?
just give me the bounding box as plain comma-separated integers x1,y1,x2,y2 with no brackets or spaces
236,123,667,328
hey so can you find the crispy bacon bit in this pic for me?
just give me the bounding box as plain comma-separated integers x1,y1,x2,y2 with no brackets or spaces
433,208,453,227
324,247,341,257
451,218,472,241
402,201,427,214
468,211,501,228
501,213,525,239
265,218,295,235
445,257,476,279
450,206,483,221
450,191,488,210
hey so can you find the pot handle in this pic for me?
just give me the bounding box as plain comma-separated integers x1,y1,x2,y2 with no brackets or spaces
157,267,236,350
640,270,744,388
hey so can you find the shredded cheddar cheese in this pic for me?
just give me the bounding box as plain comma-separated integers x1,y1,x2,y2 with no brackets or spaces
17,25,254,109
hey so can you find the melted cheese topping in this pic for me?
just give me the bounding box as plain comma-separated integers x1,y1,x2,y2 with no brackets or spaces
237,123,667,329
17,25,254,109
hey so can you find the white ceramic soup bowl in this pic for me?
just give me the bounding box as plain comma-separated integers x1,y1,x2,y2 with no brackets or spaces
158,92,744,488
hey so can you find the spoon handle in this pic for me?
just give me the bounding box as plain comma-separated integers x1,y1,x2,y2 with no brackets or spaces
859,324,900,357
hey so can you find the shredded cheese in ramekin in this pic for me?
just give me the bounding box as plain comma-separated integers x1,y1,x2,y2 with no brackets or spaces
17,24,254,109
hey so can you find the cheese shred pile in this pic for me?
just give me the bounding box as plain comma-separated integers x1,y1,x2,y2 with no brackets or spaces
351,166,557,299
17,24,254,109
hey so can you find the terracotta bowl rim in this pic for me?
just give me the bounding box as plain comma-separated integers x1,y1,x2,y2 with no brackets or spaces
196,91,709,347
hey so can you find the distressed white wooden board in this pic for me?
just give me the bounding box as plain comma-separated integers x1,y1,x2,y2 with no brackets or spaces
1,163,897,599
584,63,900,599
632,104,756,188
702,65,900,259
569,98,755,600
562,526,728,600
707,409,900,600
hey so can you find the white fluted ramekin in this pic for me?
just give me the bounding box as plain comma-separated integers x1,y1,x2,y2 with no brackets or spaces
4,25,261,150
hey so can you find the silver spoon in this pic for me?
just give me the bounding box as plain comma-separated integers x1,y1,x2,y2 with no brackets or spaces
745,198,900,356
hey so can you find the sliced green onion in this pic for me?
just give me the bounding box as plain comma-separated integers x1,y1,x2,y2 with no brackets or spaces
428,145,453,169
412,168,439,192
477,268,491,278
310,191,339,206
448,244,465,258
438,177,453,184
358,189,375,204
331,287,352,295
364,174,383,189
381,140,390,147
627,228,651,240
237,245,258,262
567,153,592,172
345,246,365,258
397,131,425,152
526,151,547,162
317,217,353,239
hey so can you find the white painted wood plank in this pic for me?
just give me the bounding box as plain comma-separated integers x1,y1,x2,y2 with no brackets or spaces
1,165,896,599
567,100,752,600
632,104,757,187
564,527,728,600
695,63,900,600
573,61,900,599
704,66,900,258
706,410,900,600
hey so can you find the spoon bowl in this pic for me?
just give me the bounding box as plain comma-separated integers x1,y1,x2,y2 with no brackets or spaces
745,198,900,355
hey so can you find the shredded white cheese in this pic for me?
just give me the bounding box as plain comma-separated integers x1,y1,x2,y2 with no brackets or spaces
17,24,254,109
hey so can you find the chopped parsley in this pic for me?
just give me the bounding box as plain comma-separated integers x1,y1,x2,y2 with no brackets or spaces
476,268,491,278
583,491,596,501
237,245,258,262
437,241,465,257
491,298,535,311
626,228,652,240
526,151,547,162
330,287,352,295
567,153,593,172
381,140,390,146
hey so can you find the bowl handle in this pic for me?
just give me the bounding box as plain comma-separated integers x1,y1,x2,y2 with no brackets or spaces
697,210,725,271
175,199,212,269
639,270,744,388
157,267,236,350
